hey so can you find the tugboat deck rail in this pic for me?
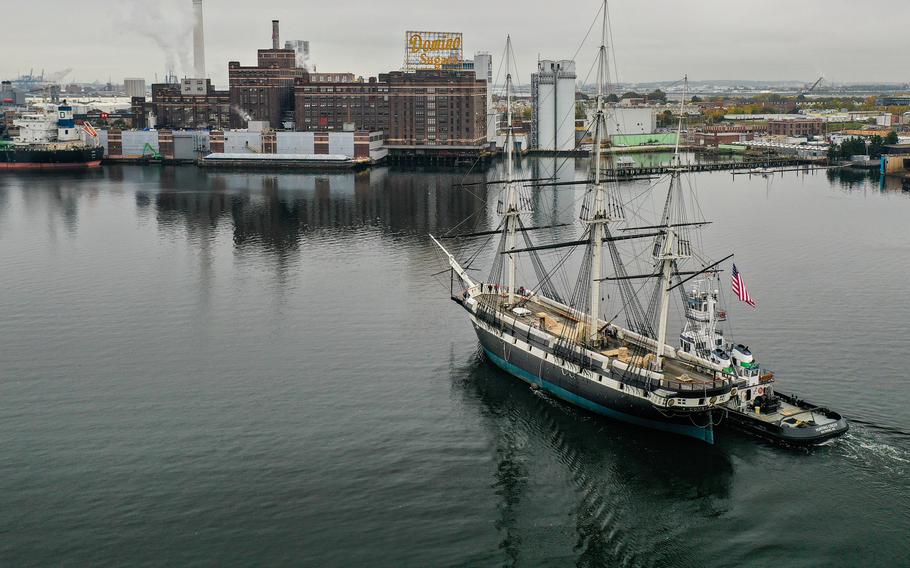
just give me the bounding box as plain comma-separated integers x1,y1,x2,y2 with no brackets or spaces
744,402,839,428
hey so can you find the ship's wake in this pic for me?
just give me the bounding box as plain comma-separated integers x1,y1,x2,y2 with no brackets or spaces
835,423,910,478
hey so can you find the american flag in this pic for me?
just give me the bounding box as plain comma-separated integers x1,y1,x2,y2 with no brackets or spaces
731,263,756,308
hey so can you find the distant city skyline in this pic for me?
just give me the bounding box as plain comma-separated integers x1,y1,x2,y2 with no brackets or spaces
1,0,906,88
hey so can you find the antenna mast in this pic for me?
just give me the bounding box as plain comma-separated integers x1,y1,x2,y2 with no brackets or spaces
653,76,690,369
504,35,519,304
585,0,621,343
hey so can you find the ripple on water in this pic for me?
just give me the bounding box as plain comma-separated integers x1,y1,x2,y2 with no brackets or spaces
1,165,909,566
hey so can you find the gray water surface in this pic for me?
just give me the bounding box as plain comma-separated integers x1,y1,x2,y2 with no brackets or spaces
0,162,907,567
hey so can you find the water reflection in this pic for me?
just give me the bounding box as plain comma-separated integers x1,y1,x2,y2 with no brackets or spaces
6,160,904,257
0,186,8,229
827,168,875,191
824,168,909,194
453,351,733,566
124,165,492,255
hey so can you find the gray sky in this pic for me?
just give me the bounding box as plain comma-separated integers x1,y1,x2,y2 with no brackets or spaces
1,0,906,87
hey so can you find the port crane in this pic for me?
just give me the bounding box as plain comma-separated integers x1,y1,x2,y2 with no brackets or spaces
10,68,73,91
788,76,824,112
801,76,824,95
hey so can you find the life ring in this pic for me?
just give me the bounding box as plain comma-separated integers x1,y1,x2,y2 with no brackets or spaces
730,387,738,398
667,399,676,407
756,386,765,396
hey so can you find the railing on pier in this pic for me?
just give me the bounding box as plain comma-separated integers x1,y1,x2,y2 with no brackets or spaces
604,157,818,181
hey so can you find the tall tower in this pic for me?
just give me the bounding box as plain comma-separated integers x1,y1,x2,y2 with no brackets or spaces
531,60,576,151
193,0,206,78
473,53,495,144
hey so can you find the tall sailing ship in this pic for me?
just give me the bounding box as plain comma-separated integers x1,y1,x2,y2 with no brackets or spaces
432,4,846,445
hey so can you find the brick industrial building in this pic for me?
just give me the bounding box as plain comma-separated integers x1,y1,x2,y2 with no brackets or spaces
695,124,763,147
125,19,490,162
379,69,487,156
768,117,825,137
135,20,307,131
228,20,308,129
294,68,489,158
294,77,390,132
132,79,231,130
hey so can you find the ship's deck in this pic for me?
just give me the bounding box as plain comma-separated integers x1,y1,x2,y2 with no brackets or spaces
475,292,718,386
740,401,839,427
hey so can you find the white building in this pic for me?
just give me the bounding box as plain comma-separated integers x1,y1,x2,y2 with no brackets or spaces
531,60,576,151
120,130,159,157
123,78,146,99
875,114,895,127
473,52,495,145
603,107,656,136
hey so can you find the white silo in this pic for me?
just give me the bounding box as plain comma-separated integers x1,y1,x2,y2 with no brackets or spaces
532,60,577,151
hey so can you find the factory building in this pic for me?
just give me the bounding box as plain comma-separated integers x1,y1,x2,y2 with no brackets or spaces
123,78,146,99
379,69,487,157
531,60,576,152
768,117,825,138
294,76,390,132
228,20,308,129
132,79,231,130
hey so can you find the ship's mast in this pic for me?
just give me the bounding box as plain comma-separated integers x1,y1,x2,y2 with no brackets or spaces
586,1,617,342
653,77,689,369
504,34,519,304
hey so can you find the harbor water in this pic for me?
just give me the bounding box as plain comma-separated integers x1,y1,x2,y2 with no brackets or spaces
0,160,907,566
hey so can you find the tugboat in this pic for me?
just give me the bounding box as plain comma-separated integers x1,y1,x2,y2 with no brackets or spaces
679,281,849,445
0,101,103,170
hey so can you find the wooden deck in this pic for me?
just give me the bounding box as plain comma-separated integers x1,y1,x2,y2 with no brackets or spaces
747,402,839,427
478,292,717,385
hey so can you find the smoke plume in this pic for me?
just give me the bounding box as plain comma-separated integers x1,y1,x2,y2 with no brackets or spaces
116,0,195,77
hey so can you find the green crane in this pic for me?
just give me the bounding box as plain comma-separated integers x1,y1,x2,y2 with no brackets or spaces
142,142,161,159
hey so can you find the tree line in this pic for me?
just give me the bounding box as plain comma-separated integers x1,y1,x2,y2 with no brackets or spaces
827,131,899,161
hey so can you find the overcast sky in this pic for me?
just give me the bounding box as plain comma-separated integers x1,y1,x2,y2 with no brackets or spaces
1,0,905,87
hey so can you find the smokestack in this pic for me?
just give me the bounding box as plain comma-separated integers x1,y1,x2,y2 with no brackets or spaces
272,20,280,50
193,0,206,78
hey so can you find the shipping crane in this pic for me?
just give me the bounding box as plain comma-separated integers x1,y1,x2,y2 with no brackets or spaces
789,76,824,113
802,76,824,94
12,68,73,91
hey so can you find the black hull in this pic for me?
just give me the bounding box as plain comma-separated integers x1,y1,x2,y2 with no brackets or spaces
0,146,104,170
723,392,849,446
473,323,719,443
